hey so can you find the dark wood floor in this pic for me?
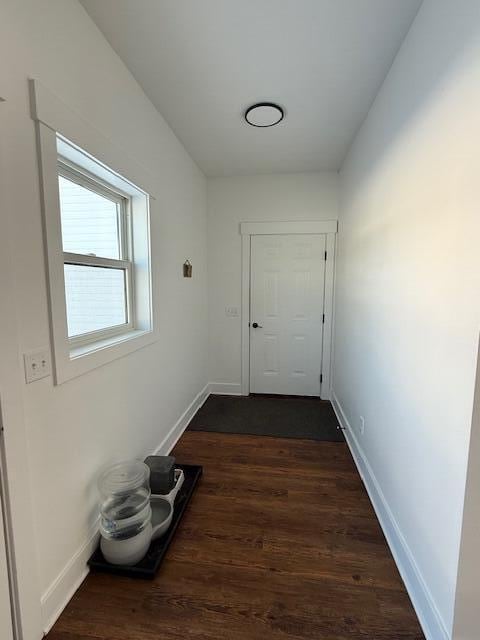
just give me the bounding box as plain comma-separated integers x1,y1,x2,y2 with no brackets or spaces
47,432,424,640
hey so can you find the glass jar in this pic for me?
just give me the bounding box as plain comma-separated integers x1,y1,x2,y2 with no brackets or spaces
98,460,151,541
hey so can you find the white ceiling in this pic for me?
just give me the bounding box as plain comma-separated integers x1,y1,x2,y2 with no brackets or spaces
80,0,422,177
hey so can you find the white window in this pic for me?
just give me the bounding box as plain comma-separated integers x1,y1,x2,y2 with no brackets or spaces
36,128,155,384
31,80,156,383
58,161,134,345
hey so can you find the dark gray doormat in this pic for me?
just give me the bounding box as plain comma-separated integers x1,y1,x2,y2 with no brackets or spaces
188,394,344,442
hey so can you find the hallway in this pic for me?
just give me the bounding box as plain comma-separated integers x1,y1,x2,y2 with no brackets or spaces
2,2,479,638
47,431,423,640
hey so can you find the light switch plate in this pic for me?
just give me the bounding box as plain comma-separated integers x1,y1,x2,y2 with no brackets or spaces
225,306,239,317
24,348,52,383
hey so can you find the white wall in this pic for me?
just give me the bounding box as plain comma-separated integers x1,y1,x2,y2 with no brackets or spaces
333,1,480,637
207,173,338,389
0,0,208,634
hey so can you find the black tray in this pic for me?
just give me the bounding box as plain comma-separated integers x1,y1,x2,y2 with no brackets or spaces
88,463,202,579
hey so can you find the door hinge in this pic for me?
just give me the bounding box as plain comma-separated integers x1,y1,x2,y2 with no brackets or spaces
324,250,327,261
320,374,323,384
322,313,325,324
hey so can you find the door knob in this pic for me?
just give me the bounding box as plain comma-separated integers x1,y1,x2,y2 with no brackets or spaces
252,322,263,328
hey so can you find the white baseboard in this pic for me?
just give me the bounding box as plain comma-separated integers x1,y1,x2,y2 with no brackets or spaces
41,382,209,635
41,526,99,634
153,383,210,455
331,391,449,640
208,382,242,396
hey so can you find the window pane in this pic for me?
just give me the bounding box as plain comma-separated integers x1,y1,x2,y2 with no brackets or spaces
58,175,122,259
64,265,127,337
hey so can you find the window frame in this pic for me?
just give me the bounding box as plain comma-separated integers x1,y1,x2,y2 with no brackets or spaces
57,159,136,347
31,78,157,386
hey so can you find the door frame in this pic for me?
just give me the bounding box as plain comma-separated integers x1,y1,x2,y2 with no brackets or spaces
0,425,15,640
240,220,338,399
0,92,43,640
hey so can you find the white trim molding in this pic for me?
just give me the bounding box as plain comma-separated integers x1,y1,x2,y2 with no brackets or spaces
240,220,337,399
41,525,99,635
208,382,242,396
152,384,210,455
29,79,159,200
331,391,449,640
320,233,336,399
0,96,43,639
241,234,251,396
240,220,338,236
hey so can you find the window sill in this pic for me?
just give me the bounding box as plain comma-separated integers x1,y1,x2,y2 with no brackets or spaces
70,329,150,360
53,328,156,385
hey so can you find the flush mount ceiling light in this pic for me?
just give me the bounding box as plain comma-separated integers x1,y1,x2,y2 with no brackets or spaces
245,102,284,127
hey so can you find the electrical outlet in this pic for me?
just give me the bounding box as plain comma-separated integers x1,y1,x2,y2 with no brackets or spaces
225,306,239,317
359,416,365,435
24,348,52,383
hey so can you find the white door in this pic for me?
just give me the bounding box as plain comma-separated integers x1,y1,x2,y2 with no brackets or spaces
250,234,326,396
0,470,13,640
